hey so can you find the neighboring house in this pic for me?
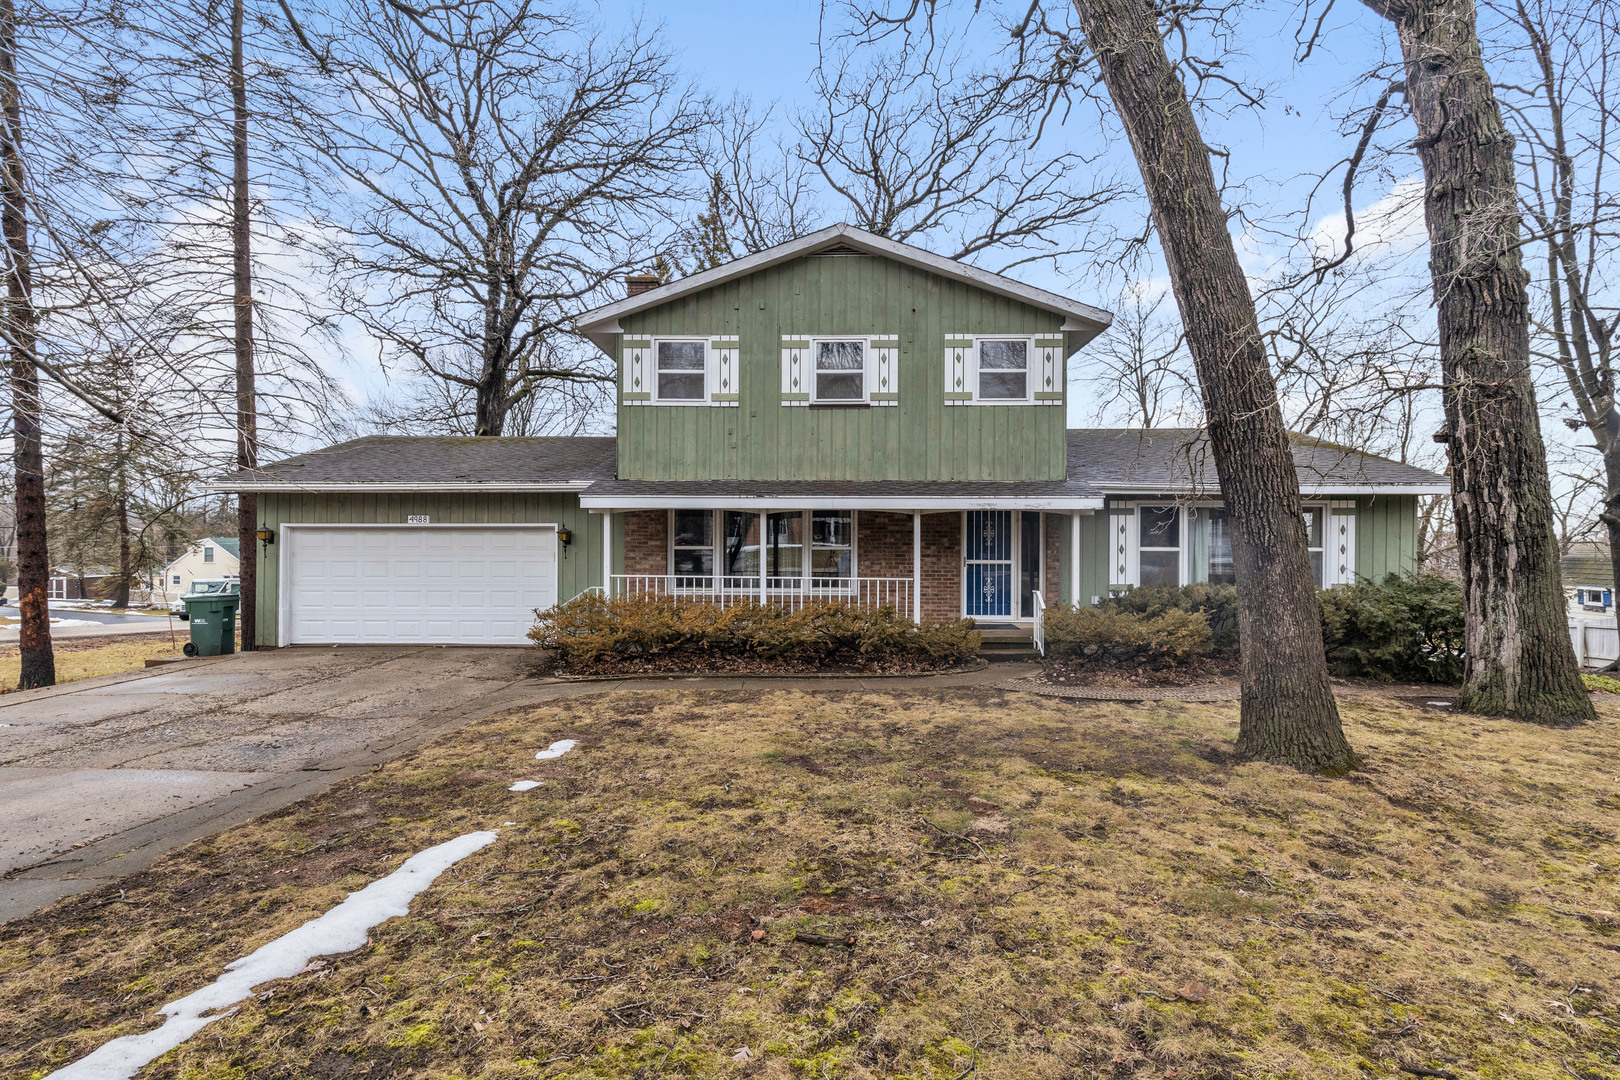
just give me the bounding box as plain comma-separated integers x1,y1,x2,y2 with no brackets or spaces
212,224,1450,648
158,537,241,604
47,571,113,601
1563,543,1617,668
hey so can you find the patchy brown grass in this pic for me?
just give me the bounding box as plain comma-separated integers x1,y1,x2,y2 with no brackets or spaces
0,633,182,691
3,688,1619,1080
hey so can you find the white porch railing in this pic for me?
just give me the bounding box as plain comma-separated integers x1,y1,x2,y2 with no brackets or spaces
608,574,914,614
1032,590,1046,656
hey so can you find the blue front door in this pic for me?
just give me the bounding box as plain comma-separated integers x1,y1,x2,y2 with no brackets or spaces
964,510,1013,619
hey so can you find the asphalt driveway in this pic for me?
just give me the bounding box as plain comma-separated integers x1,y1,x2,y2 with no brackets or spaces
0,646,545,922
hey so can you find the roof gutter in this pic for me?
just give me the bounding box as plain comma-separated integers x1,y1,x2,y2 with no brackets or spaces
580,494,1107,511
1093,482,1452,497
205,480,599,494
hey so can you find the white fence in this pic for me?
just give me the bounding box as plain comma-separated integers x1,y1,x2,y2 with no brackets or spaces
1571,618,1620,668
608,574,914,614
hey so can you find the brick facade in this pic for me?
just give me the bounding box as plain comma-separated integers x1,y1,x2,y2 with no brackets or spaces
855,512,913,579
1044,512,1065,607
621,510,668,575
919,512,962,621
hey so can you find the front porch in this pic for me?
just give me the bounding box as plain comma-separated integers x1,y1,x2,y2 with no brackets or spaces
595,507,1079,628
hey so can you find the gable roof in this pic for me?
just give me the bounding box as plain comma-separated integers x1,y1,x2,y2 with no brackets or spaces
573,223,1113,356
210,435,616,493
206,537,241,559
1562,544,1613,589
1067,429,1450,496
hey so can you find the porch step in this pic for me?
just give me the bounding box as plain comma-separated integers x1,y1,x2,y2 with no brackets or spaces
976,627,1040,663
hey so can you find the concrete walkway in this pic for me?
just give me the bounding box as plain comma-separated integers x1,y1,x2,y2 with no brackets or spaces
0,649,1030,924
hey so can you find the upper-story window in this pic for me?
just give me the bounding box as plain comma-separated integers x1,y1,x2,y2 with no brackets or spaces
978,339,1030,401
813,338,865,402
203,546,215,563
655,339,707,401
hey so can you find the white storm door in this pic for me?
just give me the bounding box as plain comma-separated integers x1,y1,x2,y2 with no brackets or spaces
283,525,557,645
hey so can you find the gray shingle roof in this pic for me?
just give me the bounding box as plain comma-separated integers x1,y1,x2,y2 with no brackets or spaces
1067,429,1448,494
1562,545,1613,589
212,429,1447,497
207,537,241,559
213,435,616,490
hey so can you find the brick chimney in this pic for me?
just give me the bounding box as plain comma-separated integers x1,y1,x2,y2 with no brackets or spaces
625,273,661,297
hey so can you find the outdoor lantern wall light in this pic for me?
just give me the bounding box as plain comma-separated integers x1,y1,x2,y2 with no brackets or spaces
556,526,573,550
255,527,275,545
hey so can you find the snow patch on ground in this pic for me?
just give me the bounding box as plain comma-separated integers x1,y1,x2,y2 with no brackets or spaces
508,780,542,791
535,739,577,760
44,830,498,1080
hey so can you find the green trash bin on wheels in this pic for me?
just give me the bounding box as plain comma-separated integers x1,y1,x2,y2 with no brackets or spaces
182,590,240,657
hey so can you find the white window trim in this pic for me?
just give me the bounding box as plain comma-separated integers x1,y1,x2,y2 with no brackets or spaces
1119,500,1340,588
809,336,869,405
971,335,1037,404
650,336,710,404
1136,505,1185,588
665,509,861,591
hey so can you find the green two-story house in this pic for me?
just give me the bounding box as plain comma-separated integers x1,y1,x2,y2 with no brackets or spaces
216,224,1448,648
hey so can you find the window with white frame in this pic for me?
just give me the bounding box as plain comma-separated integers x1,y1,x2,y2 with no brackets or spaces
654,339,707,401
670,510,856,589
1139,506,1180,588
977,339,1029,401
810,511,852,581
812,339,865,402
172,574,181,586
671,509,714,586
203,546,215,563
1302,507,1325,587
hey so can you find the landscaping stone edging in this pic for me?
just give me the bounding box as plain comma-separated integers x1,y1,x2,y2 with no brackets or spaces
540,659,991,683
997,674,1240,702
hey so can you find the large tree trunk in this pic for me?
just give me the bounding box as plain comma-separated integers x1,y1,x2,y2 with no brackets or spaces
1070,0,1356,773
0,0,52,688
231,0,258,650
1363,0,1593,725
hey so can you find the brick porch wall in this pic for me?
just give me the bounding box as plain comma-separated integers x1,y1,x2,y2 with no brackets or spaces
1045,512,1065,608
856,512,913,579
622,510,668,575
920,512,962,621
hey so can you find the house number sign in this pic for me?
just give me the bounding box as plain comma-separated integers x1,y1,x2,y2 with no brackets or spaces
407,515,430,525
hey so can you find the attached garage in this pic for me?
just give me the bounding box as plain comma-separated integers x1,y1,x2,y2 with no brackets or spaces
280,524,559,646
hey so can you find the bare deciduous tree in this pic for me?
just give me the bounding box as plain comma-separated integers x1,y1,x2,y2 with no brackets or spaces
1064,0,1357,773
1489,0,1620,666
291,0,710,436
799,32,1123,271
1359,0,1595,725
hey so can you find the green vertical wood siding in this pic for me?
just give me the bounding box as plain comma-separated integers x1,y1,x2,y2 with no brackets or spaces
253,492,599,648
618,255,1069,481
1072,511,1112,604
1355,495,1419,582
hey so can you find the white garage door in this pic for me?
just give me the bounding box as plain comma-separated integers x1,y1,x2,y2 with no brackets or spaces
283,525,558,645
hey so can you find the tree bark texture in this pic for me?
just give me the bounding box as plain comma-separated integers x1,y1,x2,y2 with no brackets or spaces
0,0,52,688
1362,0,1593,725
231,0,257,650
1070,0,1356,773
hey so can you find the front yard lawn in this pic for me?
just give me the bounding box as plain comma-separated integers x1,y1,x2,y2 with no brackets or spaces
0,633,183,691
4,688,1618,1079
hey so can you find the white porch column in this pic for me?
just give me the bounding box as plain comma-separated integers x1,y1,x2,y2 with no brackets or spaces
912,511,923,623
602,511,613,593
1071,510,1082,606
